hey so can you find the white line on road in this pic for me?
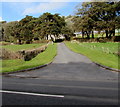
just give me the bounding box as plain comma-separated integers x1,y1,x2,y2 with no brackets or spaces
0,90,64,98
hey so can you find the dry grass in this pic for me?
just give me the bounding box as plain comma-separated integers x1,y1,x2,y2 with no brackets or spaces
0,48,22,60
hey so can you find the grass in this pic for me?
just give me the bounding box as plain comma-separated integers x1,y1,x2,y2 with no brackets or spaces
1,43,57,73
2,43,45,52
78,42,119,55
65,42,119,70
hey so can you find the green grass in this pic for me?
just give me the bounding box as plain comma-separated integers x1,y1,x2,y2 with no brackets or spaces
2,43,45,52
1,43,57,73
65,42,119,70
79,42,119,55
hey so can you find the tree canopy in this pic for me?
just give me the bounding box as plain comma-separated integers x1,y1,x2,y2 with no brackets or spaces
1,2,119,43
1,12,72,43
72,1,120,38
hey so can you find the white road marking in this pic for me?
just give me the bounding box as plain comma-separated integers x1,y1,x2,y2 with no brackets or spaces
0,90,64,98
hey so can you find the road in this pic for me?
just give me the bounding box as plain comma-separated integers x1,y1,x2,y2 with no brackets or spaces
2,43,118,105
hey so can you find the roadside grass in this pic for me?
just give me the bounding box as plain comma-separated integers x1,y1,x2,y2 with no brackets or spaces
79,42,119,55
1,44,57,73
2,43,45,52
65,42,119,70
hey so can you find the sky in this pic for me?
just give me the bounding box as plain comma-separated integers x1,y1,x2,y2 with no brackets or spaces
1,1,84,22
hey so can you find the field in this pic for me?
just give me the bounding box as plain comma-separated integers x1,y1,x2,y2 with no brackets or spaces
78,42,119,55
65,42,119,70
1,43,57,73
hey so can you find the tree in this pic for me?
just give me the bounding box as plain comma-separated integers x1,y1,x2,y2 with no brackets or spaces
1,13,70,43
73,2,120,39
65,15,74,33
19,15,36,43
73,2,95,39
61,26,73,40
0,21,6,41
2,21,20,42
38,12,66,41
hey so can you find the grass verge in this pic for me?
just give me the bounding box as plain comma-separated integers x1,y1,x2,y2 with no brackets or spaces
65,42,119,70
1,43,57,73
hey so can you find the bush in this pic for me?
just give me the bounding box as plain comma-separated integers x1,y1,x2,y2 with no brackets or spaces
73,36,120,43
32,40,49,44
0,41,11,45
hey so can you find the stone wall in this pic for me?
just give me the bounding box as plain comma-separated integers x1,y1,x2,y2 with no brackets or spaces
1,45,48,61
18,45,48,61
0,48,22,60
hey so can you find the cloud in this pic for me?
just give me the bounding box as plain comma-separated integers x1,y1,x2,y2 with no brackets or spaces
23,2,67,15
0,17,4,21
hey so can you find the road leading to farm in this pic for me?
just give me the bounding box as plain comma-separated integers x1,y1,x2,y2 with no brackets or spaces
7,43,118,81
2,43,118,105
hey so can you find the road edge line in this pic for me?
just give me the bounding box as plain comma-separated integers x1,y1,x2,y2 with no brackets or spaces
93,62,120,72
0,90,64,98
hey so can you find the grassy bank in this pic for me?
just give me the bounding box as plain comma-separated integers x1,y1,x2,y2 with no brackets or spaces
65,42,119,70
2,43,45,52
1,43,57,73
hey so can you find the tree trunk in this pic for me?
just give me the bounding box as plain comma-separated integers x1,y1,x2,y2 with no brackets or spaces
113,30,115,36
50,35,54,42
109,27,115,38
105,30,109,38
82,29,84,38
91,30,94,39
46,34,48,40
86,31,90,39
112,26,115,36
108,31,112,38
17,39,21,44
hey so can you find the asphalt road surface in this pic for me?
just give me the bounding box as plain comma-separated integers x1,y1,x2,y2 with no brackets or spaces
2,43,118,106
